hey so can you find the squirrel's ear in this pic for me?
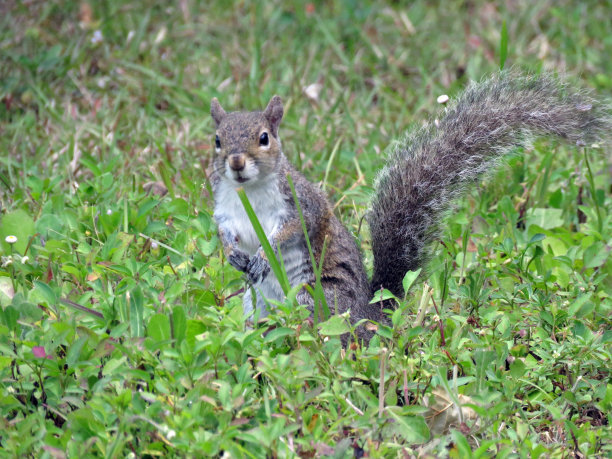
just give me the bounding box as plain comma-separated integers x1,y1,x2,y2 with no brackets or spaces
263,95,284,137
210,98,227,127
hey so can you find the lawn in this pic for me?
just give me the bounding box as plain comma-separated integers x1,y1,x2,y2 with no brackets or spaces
0,0,611,456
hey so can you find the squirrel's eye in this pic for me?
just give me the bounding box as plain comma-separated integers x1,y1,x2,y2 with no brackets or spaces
259,132,269,146
215,135,221,149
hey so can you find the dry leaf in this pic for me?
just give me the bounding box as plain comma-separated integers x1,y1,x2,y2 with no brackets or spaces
143,181,168,196
424,388,480,435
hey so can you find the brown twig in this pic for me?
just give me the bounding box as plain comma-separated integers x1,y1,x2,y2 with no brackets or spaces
378,347,387,418
60,298,104,319
166,255,179,279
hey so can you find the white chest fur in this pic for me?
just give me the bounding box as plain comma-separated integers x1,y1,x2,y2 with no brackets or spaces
213,176,288,254
213,175,310,315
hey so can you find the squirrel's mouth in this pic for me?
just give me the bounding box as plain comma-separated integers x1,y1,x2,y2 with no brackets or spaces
235,176,249,184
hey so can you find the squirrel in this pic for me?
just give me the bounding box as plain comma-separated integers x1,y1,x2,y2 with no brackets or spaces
209,71,610,343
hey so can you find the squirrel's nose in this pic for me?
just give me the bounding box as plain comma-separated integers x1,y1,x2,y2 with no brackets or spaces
228,154,246,171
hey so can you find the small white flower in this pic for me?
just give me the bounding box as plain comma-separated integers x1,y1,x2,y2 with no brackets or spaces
20,256,29,264
303,83,323,102
91,30,103,44
106,209,112,215
161,424,176,439
1,256,13,267
151,241,159,250
437,94,449,104
154,27,167,45
5,235,17,244
127,30,135,44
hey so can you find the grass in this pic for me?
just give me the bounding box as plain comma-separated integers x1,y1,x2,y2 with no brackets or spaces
1,0,611,456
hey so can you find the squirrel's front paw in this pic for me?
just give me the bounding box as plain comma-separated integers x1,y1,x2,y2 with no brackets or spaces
228,249,250,272
246,250,270,284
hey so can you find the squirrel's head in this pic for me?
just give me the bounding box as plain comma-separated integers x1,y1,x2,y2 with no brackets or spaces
210,96,284,186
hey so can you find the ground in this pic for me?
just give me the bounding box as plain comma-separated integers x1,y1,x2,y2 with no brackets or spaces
0,1,611,456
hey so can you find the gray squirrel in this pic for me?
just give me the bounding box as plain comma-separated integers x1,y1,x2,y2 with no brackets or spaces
209,72,610,342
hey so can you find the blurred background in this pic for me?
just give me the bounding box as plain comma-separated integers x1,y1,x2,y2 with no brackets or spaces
2,0,611,198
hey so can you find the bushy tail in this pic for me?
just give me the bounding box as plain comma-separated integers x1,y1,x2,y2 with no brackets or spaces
368,71,611,297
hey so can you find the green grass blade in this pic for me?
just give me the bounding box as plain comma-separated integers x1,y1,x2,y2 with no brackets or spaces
287,174,330,322
322,135,343,191
236,188,290,295
500,20,508,69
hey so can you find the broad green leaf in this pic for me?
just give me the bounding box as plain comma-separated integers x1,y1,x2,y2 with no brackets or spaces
527,233,546,246
65,337,88,367
525,208,564,230
568,294,592,317
263,327,295,343
33,280,57,306
197,237,218,256
369,288,396,304
165,198,189,218
0,209,35,254
137,198,160,218
129,287,145,337
36,213,64,237
185,319,206,347
1,306,18,331
318,315,350,336
542,236,567,256
172,306,186,345
509,358,526,378
148,313,171,342
451,430,473,457
402,268,422,294
583,242,609,269
386,407,430,444
475,349,496,393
